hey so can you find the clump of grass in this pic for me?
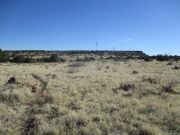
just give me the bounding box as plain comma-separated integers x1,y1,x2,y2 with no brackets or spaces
66,100,82,110
50,106,60,117
0,93,20,105
62,112,89,134
130,124,160,135
167,61,173,65
161,111,180,133
67,61,85,74
66,67,79,74
34,94,53,106
68,62,85,67
41,130,57,135
47,106,68,120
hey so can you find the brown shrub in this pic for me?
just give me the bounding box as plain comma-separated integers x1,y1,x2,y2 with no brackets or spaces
162,85,175,93
22,115,38,135
113,83,135,93
7,77,16,84
132,70,138,74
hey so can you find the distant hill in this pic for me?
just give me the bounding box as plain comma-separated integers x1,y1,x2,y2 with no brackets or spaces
1,50,180,63
4,50,148,57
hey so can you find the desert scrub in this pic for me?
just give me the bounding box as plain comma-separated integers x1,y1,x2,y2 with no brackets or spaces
0,60,179,135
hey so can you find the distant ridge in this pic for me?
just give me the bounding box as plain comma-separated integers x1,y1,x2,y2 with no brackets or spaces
4,50,148,57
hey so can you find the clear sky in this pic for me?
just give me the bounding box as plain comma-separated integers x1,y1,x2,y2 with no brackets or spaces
0,0,180,55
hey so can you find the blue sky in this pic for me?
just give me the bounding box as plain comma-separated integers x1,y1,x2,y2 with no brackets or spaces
0,0,180,55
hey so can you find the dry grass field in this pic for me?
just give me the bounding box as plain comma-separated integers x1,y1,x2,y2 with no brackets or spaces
0,59,180,135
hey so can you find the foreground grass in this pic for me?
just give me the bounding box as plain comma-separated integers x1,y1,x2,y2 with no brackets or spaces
0,60,180,135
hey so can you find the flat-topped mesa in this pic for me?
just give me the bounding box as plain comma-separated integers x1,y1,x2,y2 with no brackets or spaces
4,50,148,57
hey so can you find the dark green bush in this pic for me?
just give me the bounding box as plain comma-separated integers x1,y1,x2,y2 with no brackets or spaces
76,56,95,62
156,55,169,61
151,54,180,61
12,55,25,63
24,57,36,63
0,49,8,62
45,54,65,62
142,56,152,62
49,54,59,62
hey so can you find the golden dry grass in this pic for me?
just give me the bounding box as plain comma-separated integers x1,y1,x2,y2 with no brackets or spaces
0,60,180,135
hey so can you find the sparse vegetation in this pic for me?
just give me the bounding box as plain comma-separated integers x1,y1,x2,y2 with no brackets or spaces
0,52,179,135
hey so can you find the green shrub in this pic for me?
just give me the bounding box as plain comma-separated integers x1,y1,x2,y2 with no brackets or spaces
24,57,36,63
44,54,65,62
12,55,25,63
49,54,59,62
0,49,8,62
